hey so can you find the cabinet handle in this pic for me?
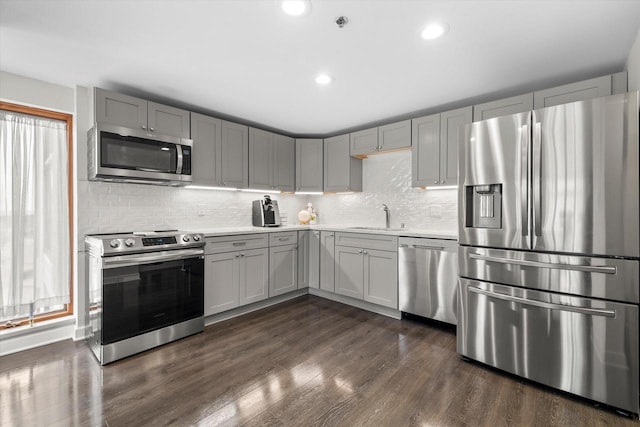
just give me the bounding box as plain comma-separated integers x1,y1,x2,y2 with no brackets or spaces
363,250,368,254
358,249,363,254
440,180,445,184
149,127,155,131
232,242,247,246
141,125,147,130
329,233,334,237
434,181,438,184
241,253,245,257
278,237,290,241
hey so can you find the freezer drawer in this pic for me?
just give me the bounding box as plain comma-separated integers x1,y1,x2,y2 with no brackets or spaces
459,246,639,304
399,237,458,324
458,278,639,414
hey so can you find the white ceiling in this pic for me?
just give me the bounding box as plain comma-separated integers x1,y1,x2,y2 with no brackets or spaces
1,0,639,136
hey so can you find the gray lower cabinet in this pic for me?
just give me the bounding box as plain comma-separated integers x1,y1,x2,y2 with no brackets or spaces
190,112,221,186
220,120,249,188
324,134,362,192
204,247,269,316
412,106,471,187
249,127,295,191
94,88,190,138
295,139,323,192
319,231,335,292
334,232,399,309
269,244,298,297
297,230,320,289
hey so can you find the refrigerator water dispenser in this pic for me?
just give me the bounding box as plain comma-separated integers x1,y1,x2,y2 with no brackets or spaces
465,184,502,229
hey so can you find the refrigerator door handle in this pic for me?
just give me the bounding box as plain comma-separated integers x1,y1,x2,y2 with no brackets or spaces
533,120,542,237
468,286,616,317
468,253,617,274
520,123,529,237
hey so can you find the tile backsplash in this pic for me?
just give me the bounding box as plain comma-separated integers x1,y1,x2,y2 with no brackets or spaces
77,150,457,241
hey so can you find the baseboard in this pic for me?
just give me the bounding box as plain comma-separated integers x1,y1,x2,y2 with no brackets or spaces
73,325,91,342
0,317,75,356
308,287,402,319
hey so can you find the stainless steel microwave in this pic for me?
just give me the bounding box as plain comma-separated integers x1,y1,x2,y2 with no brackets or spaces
88,124,193,185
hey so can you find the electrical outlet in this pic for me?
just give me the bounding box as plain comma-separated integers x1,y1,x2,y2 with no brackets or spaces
197,204,205,217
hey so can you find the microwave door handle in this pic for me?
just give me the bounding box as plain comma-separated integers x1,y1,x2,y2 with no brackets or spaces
468,286,616,318
176,145,184,174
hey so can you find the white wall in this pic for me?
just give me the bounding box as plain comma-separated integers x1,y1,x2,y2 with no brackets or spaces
627,28,640,91
309,151,457,233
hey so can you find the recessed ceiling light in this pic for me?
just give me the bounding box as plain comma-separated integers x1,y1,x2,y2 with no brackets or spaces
421,23,449,40
315,74,332,85
281,0,311,16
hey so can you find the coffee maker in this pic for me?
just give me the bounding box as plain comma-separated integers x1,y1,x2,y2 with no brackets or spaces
252,195,281,227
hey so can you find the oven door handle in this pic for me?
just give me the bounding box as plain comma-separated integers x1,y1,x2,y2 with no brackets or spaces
468,286,616,318
102,248,204,269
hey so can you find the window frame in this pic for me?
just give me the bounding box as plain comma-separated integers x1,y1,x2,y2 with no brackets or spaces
0,101,74,328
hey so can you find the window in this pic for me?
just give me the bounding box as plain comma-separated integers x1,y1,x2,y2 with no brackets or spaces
0,102,73,328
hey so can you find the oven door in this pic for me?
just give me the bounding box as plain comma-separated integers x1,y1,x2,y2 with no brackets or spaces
458,278,639,414
101,251,204,345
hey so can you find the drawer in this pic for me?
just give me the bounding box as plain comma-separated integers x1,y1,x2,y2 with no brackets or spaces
334,232,398,252
269,231,298,247
205,234,268,254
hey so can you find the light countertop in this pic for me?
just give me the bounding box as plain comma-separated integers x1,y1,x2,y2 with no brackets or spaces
185,225,457,241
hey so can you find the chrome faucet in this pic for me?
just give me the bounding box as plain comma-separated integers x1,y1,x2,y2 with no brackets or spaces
382,204,391,229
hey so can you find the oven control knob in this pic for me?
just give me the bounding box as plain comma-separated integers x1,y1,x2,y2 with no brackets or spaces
182,235,191,242
109,239,120,249
193,235,201,241
125,238,136,247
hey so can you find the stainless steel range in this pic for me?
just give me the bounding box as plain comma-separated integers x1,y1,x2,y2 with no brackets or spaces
85,230,205,365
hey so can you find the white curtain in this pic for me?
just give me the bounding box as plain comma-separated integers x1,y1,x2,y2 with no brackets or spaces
0,110,70,320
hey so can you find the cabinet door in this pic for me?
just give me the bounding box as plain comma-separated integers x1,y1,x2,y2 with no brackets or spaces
439,106,472,186
309,230,321,289
190,112,221,186
320,231,335,292
273,134,295,192
533,75,611,109
204,252,240,316
269,244,298,297
295,139,323,192
335,246,364,299
363,249,398,309
147,101,191,138
248,127,274,189
324,134,362,192
378,120,411,151
95,88,147,130
473,93,533,122
240,248,269,305
220,120,249,188
350,127,378,157
412,113,441,187
297,231,310,289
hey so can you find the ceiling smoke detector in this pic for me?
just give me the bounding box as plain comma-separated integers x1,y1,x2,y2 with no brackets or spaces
335,16,349,28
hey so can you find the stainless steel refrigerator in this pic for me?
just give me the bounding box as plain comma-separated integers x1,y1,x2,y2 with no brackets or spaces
457,91,639,415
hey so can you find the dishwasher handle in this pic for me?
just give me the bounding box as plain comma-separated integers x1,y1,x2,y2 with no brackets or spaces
399,243,445,251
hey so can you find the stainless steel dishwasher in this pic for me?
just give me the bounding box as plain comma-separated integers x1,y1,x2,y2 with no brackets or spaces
399,237,458,325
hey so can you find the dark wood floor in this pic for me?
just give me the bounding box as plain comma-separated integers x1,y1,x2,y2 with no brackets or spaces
1,295,636,426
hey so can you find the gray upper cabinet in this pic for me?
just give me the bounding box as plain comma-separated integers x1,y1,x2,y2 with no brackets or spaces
350,121,411,158
412,107,471,187
378,120,411,152
190,112,221,186
473,93,534,122
533,73,626,109
147,101,190,138
350,127,378,157
295,139,323,192
324,134,363,192
249,127,295,191
220,120,249,188
94,88,190,138
412,113,440,187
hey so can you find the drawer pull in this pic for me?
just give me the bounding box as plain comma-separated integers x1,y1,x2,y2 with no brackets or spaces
232,242,247,246
468,286,616,317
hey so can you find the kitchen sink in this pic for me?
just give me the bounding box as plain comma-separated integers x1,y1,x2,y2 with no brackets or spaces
347,227,405,231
